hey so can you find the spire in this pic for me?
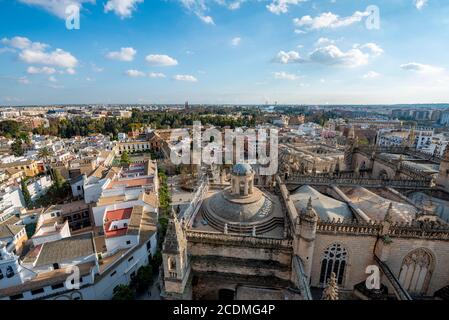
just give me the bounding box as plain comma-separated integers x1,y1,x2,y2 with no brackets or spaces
163,209,184,254
384,202,394,223
322,272,339,300
304,197,318,219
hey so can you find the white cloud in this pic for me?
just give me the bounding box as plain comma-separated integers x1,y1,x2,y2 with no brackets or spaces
400,62,444,75
275,43,383,68
106,47,136,61
315,37,335,46
273,50,303,64
125,69,146,77
294,29,306,34
267,0,307,15
198,15,214,24
174,74,198,82
293,10,369,30
308,45,370,68
48,76,57,82
27,66,56,74
148,72,166,78
2,36,78,72
146,54,178,66
19,48,78,68
18,0,143,19
179,0,215,24
273,71,299,80
231,37,241,46
414,0,428,10
357,43,384,56
104,0,144,19
2,36,47,50
66,67,76,74
17,0,95,19
363,71,381,79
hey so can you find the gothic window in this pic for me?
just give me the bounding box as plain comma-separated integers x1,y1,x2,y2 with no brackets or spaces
319,243,348,286
398,248,433,296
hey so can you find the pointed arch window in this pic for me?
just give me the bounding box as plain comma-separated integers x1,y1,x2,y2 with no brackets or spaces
399,248,433,296
319,243,348,286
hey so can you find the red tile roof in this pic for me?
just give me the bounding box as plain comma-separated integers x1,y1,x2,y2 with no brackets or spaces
105,208,133,221
104,207,133,238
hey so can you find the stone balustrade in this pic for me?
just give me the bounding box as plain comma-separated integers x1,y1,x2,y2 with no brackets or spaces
185,230,293,249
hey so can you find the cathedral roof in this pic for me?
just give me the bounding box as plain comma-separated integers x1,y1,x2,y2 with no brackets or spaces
345,187,417,223
290,185,353,221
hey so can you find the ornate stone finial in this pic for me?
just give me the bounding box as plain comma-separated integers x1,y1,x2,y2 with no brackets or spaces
307,197,313,210
304,197,318,219
384,202,394,223
322,272,339,300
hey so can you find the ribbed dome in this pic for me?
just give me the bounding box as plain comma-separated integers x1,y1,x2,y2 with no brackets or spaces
232,163,253,176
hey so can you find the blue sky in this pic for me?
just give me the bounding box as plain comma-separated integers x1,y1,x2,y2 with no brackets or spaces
1,0,449,105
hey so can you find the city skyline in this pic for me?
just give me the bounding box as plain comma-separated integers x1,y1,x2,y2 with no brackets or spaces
1,0,449,105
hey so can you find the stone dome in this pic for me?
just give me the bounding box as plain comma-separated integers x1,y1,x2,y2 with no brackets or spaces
231,163,254,176
204,188,270,223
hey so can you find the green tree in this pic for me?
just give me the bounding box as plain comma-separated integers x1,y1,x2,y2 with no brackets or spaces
11,138,24,156
37,147,54,175
131,265,153,293
151,250,163,273
20,179,32,208
0,120,22,138
53,169,65,190
120,151,131,166
112,285,135,300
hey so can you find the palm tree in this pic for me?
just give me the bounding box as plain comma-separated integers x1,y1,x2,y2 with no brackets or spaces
37,147,54,176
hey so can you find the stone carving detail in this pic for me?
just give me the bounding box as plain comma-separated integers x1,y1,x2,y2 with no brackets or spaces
322,272,339,300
